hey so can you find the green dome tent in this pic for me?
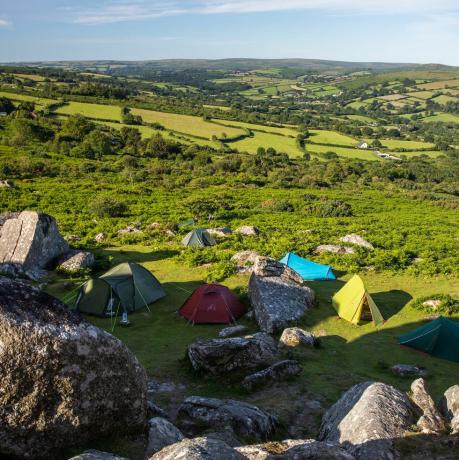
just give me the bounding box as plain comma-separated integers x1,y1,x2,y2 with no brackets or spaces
332,275,384,326
182,229,216,247
74,262,166,317
399,316,459,363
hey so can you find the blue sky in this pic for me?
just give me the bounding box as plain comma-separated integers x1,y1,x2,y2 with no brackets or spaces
1,0,459,65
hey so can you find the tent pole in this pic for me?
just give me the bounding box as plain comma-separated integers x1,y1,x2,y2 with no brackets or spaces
134,281,151,313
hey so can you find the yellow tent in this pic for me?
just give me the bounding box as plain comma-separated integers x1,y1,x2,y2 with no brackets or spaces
332,275,384,326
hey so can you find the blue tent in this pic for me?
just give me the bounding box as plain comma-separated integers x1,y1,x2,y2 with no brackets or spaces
279,252,336,280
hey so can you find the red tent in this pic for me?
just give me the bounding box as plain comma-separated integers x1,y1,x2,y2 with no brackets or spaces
178,284,247,324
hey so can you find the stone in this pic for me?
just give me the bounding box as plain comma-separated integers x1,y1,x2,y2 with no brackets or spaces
149,437,245,460
249,275,314,334
65,234,81,242
147,401,168,419
0,179,14,188
422,299,442,309
440,385,459,434
144,417,185,458
94,232,106,243
410,378,448,434
315,245,355,255
177,396,277,440
68,450,129,460
235,225,260,236
241,360,302,392
57,250,95,273
207,227,232,237
219,325,248,338
147,379,186,394
252,256,304,285
391,364,428,378
205,431,241,447
188,332,277,375
0,277,148,460
340,234,374,250
236,439,355,459
319,381,415,460
118,226,141,235
231,251,261,273
279,327,317,348
0,211,69,270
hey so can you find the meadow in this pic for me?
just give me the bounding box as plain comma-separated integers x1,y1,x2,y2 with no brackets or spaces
55,101,123,121
229,131,302,156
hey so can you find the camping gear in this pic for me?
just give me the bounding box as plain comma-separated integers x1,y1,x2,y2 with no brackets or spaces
331,275,384,325
280,252,336,280
178,283,247,324
399,316,459,363
182,228,216,247
74,262,166,317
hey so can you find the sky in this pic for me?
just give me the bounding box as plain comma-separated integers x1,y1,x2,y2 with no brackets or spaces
0,0,459,65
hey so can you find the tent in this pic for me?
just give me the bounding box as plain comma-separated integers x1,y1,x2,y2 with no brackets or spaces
331,275,384,326
280,252,336,280
399,316,459,363
182,229,216,247
178,283,247,324
74,262,166,316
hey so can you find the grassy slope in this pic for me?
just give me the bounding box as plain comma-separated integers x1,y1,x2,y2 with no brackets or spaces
56,101,123,121
231,131,302,157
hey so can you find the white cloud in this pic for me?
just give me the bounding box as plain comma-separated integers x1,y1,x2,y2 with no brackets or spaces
0,18,12,28
70,0,459,25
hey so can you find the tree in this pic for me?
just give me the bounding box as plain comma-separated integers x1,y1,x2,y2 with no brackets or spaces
0,97,15,114
61,115,94,141
89,196,127,218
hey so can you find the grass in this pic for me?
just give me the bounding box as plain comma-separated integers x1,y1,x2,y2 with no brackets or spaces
342,115,377,124
306,143,377,160
230,131,303,157
0,91,56,106
308,130,358,146
417,79,459,90
422,113,459,124
130,108,245,140
213,119,299,136
55,101,123,121
370,138,436,150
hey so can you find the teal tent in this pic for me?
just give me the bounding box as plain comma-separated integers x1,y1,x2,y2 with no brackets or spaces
74,262,166,317
399,317,459,363
182,229,216,247
280,252,336,280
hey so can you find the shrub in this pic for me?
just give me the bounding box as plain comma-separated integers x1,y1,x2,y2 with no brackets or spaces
89,196,127,218
409,294,459,316
206,260,236,283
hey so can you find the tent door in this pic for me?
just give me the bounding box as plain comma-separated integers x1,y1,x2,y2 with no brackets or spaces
360,298,373,322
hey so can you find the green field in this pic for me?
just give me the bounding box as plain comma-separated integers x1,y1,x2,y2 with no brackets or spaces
55,101,123,121
214,119,298,136
131,108,245,140
230,131,302,157
306,143,377,160
309,129,358,146
422,112,459,124
371,138,436,150
0,91,56,106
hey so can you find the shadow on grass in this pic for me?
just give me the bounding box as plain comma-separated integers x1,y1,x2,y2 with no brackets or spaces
102,248,180,264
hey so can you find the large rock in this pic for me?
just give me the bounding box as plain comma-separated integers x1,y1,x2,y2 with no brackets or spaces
57,250,95,273
177,396,277,440
144,417,185,458
249,275,314,334
231,251,261,273
188,332,277,375
219,325,248,338
340,234,374,250
315,245,355,255
409,378,447,434
236,439,355,459
0,211,69,270
319,382,415,460
68,450,129,460
207,227,232,237
440,385,459,434
252,256,304,284
0,277,148,459
241,360,302,392
279,327,317,348
149,437,245,460
391,364,427,378
235,226,260,236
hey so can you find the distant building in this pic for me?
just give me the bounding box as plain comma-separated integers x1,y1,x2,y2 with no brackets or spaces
357,141,369,149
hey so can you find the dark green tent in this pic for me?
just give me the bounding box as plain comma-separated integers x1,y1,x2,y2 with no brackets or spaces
399,316,459,363
74,262,166,317
182,229,216,247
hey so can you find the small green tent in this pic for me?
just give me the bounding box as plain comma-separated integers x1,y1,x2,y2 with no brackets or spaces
332,275,384,326
182,229,216,247
399,317,459,363
74,262,166,316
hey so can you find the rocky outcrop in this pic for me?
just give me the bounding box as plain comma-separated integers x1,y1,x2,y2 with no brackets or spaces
241,360,302,392
94,232,106,243
177,396,277,440
319,381,415,460
409,378,447,434
149,437,245,460
249,274,314,334
0,211,69,270
219,325,248,338
440,385,459,434
68,450,129,460
144,417,185,458
391,364,427,378
279,327,317,348
188,333,277,375
315,245,355,255
207,227,232,237
147,401,168,419
0,262,47,281
340,234,374,250
57,250,95,273
236,439,355,459
0,277,148,460
0,179,14,188
118,226,141,235
252,256,304,284
235,226,260,236
231,251,261,273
